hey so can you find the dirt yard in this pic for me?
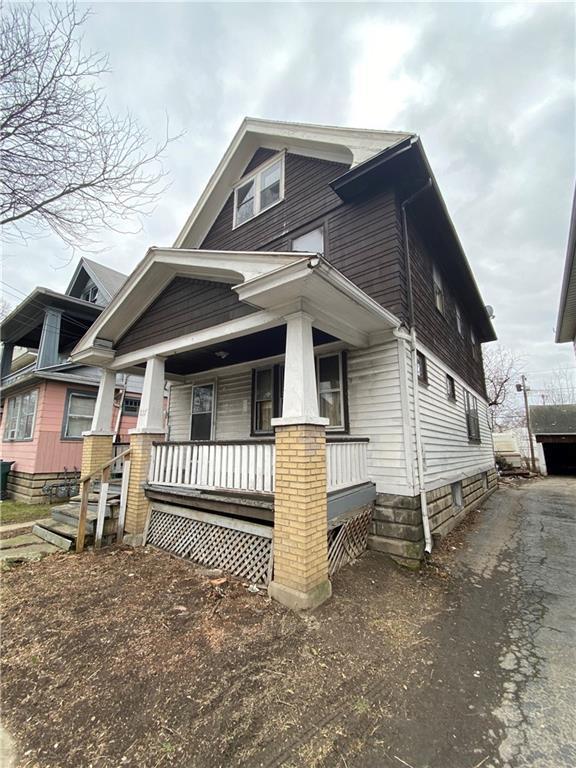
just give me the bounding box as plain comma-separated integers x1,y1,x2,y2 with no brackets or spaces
1,510,496,768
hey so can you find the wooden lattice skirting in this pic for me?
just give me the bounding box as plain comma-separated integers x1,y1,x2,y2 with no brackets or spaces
145,503,273,586
145,502,373,586
328,506,373,577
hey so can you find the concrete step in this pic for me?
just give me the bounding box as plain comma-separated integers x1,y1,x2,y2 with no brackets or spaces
51,500,116,520
32,520,78,551
0,534,60,563
50,506,117,537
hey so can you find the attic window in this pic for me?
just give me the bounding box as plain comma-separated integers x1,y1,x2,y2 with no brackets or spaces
82,284,98,303
233,156,284,228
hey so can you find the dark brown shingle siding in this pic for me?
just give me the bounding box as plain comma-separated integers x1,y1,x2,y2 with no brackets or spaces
115,277,256,355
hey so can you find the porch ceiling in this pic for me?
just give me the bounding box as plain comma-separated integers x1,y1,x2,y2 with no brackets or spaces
164,326,337,376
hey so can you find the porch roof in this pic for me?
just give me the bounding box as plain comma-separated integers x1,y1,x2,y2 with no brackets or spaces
70,249,402,370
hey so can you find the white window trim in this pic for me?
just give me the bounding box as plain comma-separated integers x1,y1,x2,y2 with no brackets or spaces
232,152,285,229
189,382,216,441
3,389,38,442
316,351,345,431
63,391,97,439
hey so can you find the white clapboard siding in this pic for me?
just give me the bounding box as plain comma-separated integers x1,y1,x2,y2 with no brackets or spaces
412,347,495,491
214,370,252,440
167,385,192,441
347,338,414,496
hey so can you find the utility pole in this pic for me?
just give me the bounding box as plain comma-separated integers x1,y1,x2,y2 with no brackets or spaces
516,375,537,474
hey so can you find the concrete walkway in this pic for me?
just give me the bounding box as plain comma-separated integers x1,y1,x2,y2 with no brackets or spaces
0,518,46,534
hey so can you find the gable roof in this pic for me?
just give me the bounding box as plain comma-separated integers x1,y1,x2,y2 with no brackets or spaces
530,404,576,435
556,184,576,343
66,257,127,304
173,117,411,250
331,135,497,342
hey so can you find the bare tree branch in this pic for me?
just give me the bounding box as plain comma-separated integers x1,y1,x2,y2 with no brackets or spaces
0,2,182,249
483,344,525,431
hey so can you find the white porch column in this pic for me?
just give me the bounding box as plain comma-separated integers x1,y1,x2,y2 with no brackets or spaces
88,368,116,435
269,311,331,611
81,368,116,476
126,356,166,537
279,311,325,424
134,356,165,434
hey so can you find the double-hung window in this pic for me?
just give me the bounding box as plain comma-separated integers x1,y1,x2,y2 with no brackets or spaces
317,353,345,430
64,391,96,438
433,265,445,315
233,156,284,227
417,351,428,384
3,389,38,441
81,283,98,303
470,329,479,360
190,384,214,440
465,390,481,442
446,374,456,401
251,353,346,434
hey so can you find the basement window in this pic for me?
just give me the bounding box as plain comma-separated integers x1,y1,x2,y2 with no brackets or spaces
233,156,284,228
451,481,463,509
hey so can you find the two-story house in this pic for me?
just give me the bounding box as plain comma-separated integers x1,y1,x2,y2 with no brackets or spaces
70,119,497,610
0,258,143,502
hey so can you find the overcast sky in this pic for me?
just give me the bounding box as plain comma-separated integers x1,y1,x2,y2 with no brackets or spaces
2,1,575,398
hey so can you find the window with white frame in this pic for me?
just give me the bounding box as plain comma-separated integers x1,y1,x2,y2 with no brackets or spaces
417,351,428,384
317,353,345,430
252,367,274,434
233,156,284,227
122,397,140,416
291,227,324,255
433,265,445,315
190,384,214,441
465,390,481,442
81,282,98,304
63,391,96,438
3,389,38,441
455,305,464,337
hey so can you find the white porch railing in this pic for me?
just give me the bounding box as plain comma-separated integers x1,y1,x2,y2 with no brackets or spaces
326,440,369,491
149,438,370,495
150,441,276,493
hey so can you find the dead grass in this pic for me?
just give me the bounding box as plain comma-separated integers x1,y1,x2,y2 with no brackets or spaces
0,500,52,526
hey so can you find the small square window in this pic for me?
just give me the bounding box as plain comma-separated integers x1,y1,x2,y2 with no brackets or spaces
446,375,456,401
291,227,324,255
417,352,428,384
122,397,140,416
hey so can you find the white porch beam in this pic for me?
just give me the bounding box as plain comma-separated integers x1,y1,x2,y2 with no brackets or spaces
111,309,284,370
84,368,116,436
133,356,165,434
272,311,328,427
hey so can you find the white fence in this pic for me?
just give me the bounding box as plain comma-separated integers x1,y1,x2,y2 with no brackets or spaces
149,439,369,495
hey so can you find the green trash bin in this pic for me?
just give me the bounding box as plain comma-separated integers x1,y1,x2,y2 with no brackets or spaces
1,461,14,500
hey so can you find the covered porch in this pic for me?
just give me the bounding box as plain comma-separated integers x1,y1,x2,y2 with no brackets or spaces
71,248,401,609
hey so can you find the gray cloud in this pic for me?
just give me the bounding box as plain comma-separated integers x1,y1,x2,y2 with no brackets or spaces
2,1,574,384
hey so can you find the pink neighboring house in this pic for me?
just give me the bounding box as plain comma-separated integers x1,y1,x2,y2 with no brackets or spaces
0,258,143,503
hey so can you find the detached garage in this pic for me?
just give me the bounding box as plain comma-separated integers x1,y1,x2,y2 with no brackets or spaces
530,405,576,476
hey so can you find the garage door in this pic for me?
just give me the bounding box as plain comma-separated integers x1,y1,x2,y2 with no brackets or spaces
543,442,576,476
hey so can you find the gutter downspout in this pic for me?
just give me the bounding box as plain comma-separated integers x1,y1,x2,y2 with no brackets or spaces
401,179,433,554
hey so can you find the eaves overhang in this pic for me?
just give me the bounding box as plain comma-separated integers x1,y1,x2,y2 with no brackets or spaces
331,136,497,344
555,185,576,344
